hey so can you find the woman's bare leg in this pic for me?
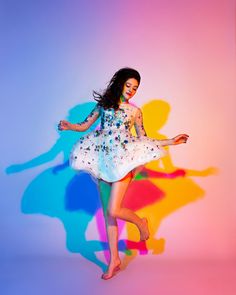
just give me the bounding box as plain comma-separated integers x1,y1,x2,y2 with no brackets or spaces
98,172,149,279
108,172,149,242
98,179,121,279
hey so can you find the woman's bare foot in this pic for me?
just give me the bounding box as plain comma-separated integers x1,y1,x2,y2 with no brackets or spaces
139,218,150,241
101,259,121,280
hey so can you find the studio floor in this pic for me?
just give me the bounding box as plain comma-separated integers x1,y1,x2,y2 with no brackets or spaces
1,256,235,295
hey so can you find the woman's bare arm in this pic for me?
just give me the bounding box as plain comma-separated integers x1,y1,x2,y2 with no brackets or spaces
58,104,101,132
134,108,189,145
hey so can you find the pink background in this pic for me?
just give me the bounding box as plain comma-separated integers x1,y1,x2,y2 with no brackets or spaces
1,0,235,293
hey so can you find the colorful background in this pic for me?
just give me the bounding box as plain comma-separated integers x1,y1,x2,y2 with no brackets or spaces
1,0,235,294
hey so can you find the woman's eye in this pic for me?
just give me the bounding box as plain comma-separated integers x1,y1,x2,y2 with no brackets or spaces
125,84,137,91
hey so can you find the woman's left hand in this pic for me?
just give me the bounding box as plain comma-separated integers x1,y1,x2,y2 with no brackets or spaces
172,134,189,145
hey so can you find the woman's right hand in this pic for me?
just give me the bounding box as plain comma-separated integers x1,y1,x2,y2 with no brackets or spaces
58,120,72,131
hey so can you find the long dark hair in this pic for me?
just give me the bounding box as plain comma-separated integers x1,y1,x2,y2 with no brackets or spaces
93,67,141,110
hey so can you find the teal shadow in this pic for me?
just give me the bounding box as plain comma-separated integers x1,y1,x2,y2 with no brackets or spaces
6,102,110,271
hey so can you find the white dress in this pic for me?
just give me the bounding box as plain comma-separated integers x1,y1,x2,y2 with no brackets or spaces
70,102,168,182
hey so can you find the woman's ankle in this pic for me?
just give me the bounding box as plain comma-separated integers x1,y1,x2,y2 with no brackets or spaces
109,256,121,264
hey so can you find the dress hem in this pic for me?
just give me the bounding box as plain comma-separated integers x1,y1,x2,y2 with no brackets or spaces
70,148,168,183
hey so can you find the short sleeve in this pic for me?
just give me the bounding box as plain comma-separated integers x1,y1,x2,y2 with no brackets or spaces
134,108,147,137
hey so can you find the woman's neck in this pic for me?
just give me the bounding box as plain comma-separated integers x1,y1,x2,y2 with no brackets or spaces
120,95,129,104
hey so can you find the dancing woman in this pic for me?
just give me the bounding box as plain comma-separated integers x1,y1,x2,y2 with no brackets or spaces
58,68,189,279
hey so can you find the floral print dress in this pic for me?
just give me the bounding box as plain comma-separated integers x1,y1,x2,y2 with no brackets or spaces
70,102,168,182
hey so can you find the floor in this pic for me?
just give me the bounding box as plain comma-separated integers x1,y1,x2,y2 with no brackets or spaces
1,256,235,295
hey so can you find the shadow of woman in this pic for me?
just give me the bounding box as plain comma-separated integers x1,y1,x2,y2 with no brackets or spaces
5,102,109,271
120,100,218,269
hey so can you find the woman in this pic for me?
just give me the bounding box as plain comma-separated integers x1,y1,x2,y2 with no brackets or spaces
58,67,189,280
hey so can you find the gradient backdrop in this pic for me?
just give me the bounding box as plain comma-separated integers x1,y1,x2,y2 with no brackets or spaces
1,0,235,294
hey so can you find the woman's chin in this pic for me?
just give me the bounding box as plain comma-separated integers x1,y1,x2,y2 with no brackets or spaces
125,96,132,101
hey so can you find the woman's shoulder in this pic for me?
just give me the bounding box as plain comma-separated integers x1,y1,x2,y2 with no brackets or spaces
97,103,141,114
120,103,140,110
130,104,142,115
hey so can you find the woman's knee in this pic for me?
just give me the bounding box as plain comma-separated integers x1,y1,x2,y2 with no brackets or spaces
107,208,119,218
105,210,118,225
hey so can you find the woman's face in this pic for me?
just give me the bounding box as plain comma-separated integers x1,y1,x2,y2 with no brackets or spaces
121,78,139,101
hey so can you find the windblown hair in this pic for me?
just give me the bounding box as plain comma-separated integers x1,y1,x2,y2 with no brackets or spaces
93,67,141,110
